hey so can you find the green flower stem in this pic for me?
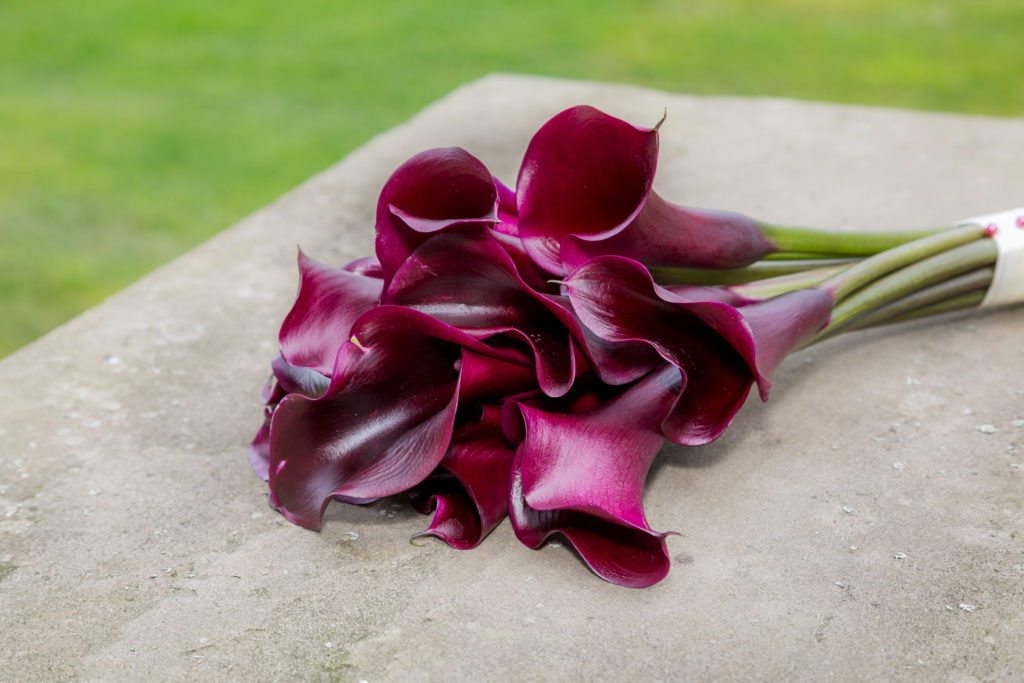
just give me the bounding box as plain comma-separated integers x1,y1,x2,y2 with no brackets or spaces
730,263,851,300
813,291,987,347
760,223,948,257
762,251,855,261
822,238,997,334
651,258,857,287
868,290,988,326
811,266,993,343
818,224,989,302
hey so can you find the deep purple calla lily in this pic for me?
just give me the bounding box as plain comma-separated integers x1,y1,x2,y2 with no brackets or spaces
250,103,861,588
507,366,680,588
516,105,777,275
267,305,532,530
410,405,516,549
278,249,383,377
251,251,380,480
385,230,667,390
248,353,331,481
564,256,833,445
409,350,541,549
384,231,589,397
375,147,499,288
564,312,664,386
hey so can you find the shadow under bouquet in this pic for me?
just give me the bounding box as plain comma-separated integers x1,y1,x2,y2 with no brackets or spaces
249,105,1022,587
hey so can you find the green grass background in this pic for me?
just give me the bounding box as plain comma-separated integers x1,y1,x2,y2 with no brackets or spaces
2,0,1023,357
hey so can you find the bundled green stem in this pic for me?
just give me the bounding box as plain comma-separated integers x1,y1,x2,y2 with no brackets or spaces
654,222,962,288
820,238,996,336
824,268,993,336
651,219,1005,349
651,259,855,287
760,223,948,257
817,224,989,302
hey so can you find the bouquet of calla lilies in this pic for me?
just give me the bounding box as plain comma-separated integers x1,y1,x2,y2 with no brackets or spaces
249,105,1021,587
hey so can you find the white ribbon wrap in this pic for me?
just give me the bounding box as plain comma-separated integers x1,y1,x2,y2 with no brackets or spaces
959,208,1024,308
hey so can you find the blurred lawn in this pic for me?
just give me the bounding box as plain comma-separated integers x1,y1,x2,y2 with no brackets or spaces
2,0,1023,357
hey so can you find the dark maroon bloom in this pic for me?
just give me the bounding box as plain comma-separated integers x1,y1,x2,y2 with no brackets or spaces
411,405,516,549
248,353,330,481
564,256,833,445
564,311,663,386
516,105,777,275
278,250,383,377
251,104,859,589
507,366,680,588
384,229,667,390
383,231,588,397
374,147,499,289
251,251,383,480
267,305,535,530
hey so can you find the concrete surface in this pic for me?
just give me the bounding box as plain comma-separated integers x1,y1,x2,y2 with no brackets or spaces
1,74,1023,682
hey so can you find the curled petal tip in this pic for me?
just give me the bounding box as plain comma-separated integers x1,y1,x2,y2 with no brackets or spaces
517,105,659,274
374,147,498,285
653,108,667,132
279,251,382,376
508,374,678,586
268,307,496,529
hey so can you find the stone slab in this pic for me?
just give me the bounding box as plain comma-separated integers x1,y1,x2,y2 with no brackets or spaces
1,74,1023,681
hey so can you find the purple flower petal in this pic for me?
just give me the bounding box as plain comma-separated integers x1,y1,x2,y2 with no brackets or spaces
561,197,776,272
730,289,834,397
411,406,515,549
374,147,498,287
249,353,331,481
565,256,831,444
564,257,750,444
384,231,583,397
517,105,657,274
491,177,552,291
544,292,663,386
341,256,383,278
457,347,538,403
278,249,382,377
516,105,776,274
489,231,555,293
270,352,331,398
385,230,662,391
656,340,754,446
247,415,273,482
267,305,525,529
507,367,678,587
259,367,286,407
